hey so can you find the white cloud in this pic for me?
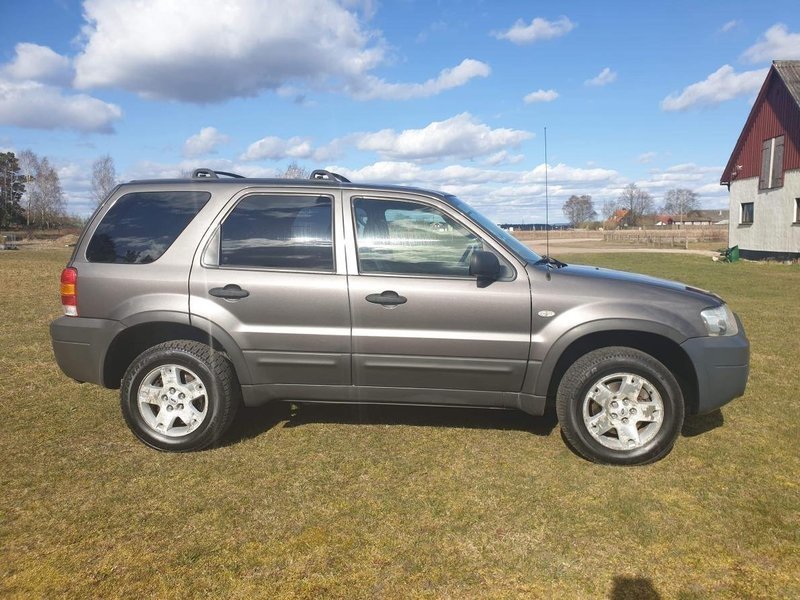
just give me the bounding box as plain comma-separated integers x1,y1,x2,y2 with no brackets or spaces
635,163,729,207
635,164,724,200
2,43,73,86
348,59,490,101
640,163,723,189
493,16,575,44
523,89,558,103
637,152,657,164
693,182,728,196
324,161,423,184
125,159,281,182
72,0,484,103
484,150,525,166
0,43,119,133
55,161,94,216
241,136,314,161
521,163,619,185
585,67,617,86
340,0,377,20
183,127,230,158
0,78,122,133
352,113,532,161
741,23,800,63
326,161,521,190
660,65,767,111
324,160,623,223
74,0,384,102
720,20,739,33
240,135,343,162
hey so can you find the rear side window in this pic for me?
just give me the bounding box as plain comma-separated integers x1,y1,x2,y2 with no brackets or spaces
87,191,211,264
220,194,333,271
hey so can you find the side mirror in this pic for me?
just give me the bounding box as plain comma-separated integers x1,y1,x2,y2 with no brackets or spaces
469,250,501,282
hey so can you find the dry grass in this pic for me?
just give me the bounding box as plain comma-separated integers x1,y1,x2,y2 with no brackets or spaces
1,248,798,599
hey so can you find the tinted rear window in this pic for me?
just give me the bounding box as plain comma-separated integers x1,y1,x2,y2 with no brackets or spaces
87,191,211,263
220,194,333,271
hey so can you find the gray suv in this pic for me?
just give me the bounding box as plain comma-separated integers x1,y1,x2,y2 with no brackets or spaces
50,169,749,464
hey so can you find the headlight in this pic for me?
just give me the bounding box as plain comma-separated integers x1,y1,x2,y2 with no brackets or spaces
700,304,738,336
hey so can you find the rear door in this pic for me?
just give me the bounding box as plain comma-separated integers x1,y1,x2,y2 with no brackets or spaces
189,188,351,386
344,192,531,395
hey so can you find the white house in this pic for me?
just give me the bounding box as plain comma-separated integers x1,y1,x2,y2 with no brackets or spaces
720,61,800,260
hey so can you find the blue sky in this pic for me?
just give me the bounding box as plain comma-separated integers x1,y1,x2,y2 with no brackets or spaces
1,0,799,222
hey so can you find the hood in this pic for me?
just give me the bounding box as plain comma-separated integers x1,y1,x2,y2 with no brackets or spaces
524,262,725,341
528,263,723,306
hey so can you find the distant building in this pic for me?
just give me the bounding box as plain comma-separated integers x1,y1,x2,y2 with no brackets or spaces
721,60,800,260
656,210,729,227
655,215,674,227
605,208,632,228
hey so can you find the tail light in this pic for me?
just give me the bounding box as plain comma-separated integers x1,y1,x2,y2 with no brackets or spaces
60,267,78,316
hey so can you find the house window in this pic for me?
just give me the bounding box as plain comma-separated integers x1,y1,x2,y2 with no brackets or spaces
795,198,800,224
741,202,754,225
760,135,785,190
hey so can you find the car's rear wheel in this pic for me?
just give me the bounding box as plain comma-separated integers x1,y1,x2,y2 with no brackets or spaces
120,340,240,451
556,346,684,465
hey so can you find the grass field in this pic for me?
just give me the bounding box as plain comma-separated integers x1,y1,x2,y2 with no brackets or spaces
1,248,798,599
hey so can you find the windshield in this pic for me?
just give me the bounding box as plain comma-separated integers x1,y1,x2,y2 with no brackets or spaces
445,195,542,264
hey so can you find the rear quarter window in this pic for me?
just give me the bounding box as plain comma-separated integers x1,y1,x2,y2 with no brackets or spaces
86,191,211,263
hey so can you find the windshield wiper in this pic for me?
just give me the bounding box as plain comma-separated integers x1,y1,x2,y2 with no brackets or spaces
534,256,568,268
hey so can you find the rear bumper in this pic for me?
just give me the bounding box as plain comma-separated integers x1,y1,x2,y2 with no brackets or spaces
680,316,749,414
50,316,123,386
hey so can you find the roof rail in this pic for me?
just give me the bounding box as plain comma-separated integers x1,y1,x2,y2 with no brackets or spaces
309,169,351,183
191,168,245,179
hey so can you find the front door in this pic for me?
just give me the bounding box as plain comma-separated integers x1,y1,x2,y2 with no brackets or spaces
345,193,531,394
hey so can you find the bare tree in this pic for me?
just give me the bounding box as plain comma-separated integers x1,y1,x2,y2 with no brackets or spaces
663,188,700,249
27,157,66,229
662,188,699,218
282,162,308,179
91,155,117,206
617,183,654,227
17,150,39,228
562,194,596,228
601,199,617,222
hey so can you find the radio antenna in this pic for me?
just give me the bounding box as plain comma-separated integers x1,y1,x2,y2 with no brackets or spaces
544,126,550,258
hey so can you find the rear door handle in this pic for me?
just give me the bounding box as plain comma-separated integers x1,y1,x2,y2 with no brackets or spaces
366,290,407,306
209,284,250,300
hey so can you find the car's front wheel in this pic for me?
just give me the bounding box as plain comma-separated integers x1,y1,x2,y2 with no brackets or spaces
120,340,240,451
556,346,684,465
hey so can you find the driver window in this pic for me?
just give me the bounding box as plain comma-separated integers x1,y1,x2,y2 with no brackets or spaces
353,197,501,277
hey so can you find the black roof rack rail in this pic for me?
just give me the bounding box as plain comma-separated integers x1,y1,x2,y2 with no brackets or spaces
191,168,245,179
309,169,351,183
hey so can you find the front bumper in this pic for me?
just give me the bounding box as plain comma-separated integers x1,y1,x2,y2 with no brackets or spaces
50,316,123,386
680,315,749,414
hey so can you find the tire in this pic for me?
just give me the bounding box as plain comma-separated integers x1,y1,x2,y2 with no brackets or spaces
120,340,240,451
556,346,684,465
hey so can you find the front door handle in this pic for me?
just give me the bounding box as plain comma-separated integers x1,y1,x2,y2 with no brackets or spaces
366,290,407,306
209,284,250,300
